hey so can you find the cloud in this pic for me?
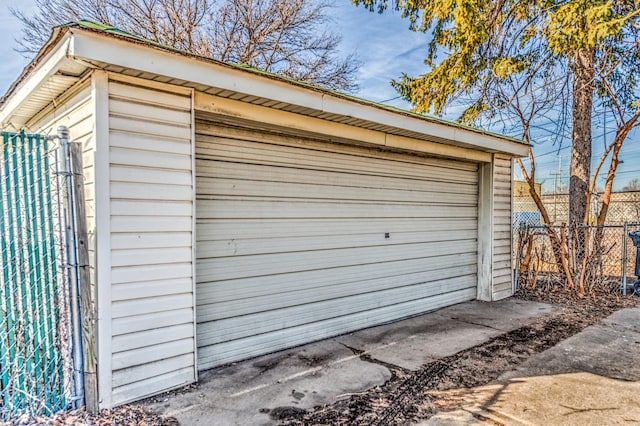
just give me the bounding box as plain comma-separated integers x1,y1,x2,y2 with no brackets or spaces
328,2,430,104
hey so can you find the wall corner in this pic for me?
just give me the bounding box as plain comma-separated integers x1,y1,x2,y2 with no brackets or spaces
477,161,494,301
92,70,113,409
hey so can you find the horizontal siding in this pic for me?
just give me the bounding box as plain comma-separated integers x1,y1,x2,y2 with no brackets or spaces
108,80,195,405
195,121,478,370
492,154,513,300
112,354,193,388
112,308,194,336
30,85,96,294
112,367,194,406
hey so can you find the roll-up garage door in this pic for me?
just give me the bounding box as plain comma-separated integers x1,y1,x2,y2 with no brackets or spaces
195,121,479,370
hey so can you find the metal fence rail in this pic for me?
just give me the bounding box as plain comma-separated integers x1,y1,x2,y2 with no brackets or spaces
0,131,72,420
514,192,640,226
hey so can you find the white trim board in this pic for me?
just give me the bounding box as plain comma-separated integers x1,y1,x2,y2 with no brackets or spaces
194,93,492,163
92,70,113,408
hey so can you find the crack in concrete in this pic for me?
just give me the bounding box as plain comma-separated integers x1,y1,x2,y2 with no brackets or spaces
454,318,504,331
340,343,410,374
560,404,620,416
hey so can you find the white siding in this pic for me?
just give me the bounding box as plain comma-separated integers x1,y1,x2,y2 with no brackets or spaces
194,120,479,370
492,154,513,300
29,84,96,288
107,80,195,405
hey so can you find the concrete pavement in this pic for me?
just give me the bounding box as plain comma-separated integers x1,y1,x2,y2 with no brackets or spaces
144,299,555,425
425,306,640,425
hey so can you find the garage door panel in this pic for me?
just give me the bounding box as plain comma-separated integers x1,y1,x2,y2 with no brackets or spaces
196,228,477,258
196,239,477,282
198,177,478,205
195,133,482,174
194,123,479,369
196,123,480,173
196,287,477,370
197,264,478,321
196,160,479,194
196,218,478,241
196,255,477,304
195,138,478,181
197,274,476,346
196,199,478,220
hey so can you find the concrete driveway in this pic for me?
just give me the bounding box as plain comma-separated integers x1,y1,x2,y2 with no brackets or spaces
425,306,640,425
144,299,555,425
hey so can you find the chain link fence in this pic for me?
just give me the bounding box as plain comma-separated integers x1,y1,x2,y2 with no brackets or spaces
515,223,640,294
0,131,80,420
513,190,640,294
514,192,640,226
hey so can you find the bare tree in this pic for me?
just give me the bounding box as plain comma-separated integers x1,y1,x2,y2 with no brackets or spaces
12,0,359,92
207,0,357,90
623,178,640,192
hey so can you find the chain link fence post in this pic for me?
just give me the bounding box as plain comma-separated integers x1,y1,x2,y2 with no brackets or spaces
623,222,628,295
57,127,85,410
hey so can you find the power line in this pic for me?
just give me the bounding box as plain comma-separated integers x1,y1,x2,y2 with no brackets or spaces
614,168,640,175
378,95,402,103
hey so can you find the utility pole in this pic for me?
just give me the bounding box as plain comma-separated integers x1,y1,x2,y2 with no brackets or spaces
551,154,562,222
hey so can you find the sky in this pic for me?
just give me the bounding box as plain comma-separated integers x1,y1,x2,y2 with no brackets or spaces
0,0,638,192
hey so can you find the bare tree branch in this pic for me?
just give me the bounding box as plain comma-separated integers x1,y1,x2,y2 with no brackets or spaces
12,0,360,92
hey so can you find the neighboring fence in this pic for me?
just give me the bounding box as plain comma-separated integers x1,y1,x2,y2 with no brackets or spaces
514,223,640,294
512,191,640,294
514,191,640,226
0,130,89,420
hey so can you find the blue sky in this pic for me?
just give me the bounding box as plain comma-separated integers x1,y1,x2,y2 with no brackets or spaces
1,0,638,191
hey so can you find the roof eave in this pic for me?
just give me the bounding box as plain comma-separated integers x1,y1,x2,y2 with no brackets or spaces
0,29,79,127
2,24,528,157
67,28,527,156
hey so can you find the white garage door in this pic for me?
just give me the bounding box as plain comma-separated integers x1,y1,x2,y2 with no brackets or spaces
195,121,479,370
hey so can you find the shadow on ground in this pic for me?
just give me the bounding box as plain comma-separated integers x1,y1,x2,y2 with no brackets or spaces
425,308,640,425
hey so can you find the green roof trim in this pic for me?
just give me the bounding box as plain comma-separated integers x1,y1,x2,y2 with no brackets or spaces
58,20,525,145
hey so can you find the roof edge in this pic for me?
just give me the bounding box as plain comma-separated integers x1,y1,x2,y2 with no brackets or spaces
1,20,528,155
62,20,526,147
0,25,70,107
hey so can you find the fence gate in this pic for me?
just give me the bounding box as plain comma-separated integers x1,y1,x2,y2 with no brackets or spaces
0,131,78,419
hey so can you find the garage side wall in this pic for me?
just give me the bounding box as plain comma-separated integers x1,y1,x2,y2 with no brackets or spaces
492,154,513,300
105,77,196,405
28,82,96,290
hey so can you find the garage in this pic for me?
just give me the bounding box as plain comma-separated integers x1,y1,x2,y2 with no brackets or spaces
194,120,479,369
0,21,528,407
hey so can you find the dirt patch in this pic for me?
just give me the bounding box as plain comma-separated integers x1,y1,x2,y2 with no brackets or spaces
279,288,639,426
269,407,307,421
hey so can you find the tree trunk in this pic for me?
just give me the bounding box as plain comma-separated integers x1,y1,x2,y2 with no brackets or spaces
569,47,595,226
